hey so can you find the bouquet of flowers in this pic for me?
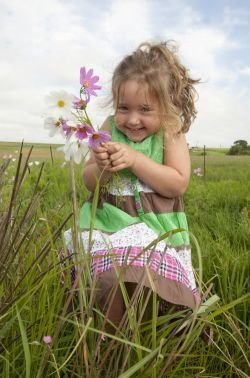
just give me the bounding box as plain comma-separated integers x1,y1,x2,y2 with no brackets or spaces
44,67,110,163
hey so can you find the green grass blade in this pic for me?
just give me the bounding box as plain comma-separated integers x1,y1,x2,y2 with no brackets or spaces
16,305,31,378
118,346,162,378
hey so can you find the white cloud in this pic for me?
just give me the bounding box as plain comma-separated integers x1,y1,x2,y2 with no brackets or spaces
188,84,250,147
161,21,238,83
223,5,250,26
0,0,249,147
239,66,250,76
101,0,152,49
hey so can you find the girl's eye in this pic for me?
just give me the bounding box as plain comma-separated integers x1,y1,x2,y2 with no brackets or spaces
141,106,151,113
117,105,128,112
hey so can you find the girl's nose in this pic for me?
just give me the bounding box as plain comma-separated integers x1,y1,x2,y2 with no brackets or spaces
128,112,140,125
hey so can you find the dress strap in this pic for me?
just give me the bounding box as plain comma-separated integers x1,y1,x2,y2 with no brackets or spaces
131,177,144,216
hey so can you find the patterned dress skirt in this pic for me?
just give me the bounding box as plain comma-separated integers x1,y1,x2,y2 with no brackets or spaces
64,221,200,313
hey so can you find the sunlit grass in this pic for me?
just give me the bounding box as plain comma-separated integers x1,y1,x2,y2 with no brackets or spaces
0,143,249,377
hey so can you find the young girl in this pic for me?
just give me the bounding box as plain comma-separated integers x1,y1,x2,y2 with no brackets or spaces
64,41,200,329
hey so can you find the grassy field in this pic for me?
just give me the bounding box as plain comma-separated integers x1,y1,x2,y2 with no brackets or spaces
0,142,249,377
0,141,64,161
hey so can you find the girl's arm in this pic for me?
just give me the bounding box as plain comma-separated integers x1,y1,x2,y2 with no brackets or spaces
106,131,190,197
83,118,112,192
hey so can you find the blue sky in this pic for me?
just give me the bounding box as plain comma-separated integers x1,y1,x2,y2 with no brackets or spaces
0,0,250,147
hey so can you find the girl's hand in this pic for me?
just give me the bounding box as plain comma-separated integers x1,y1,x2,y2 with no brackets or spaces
106,142,137,171
92,144,112,171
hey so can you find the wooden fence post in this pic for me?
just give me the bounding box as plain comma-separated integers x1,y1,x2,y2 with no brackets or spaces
203,145,206,177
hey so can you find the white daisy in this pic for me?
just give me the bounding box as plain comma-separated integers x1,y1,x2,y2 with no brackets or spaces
44,117,62,137
44,90,75,119
58,134,88,164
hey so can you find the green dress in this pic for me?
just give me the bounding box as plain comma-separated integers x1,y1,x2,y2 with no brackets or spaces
64,116,199,309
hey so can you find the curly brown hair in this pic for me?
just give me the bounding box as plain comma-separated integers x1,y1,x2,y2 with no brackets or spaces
112,41,200,133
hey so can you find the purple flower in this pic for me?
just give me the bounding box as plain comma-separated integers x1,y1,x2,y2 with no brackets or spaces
62,121,73,137
88,130,111,149
73,96,88,108
43,335,52,344
75,124,93,140
80,67,101,97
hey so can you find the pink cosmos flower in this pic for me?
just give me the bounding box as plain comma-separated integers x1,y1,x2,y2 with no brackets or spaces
80,67,101,98
73,96,88,108
43,335,52,344
75,124,93,140
62,121,73,137
88,130,111,149
44,66,105,163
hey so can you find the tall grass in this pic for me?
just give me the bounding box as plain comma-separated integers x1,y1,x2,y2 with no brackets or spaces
0,145,249,377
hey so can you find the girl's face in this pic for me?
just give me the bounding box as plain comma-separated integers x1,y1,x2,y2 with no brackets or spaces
114,80,161,142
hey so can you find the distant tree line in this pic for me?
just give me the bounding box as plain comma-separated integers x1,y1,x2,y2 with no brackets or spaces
227,140,250,155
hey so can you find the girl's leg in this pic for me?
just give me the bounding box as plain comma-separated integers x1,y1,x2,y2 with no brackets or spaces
97,285,125,334
97,282,155,332
125,282,153,321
